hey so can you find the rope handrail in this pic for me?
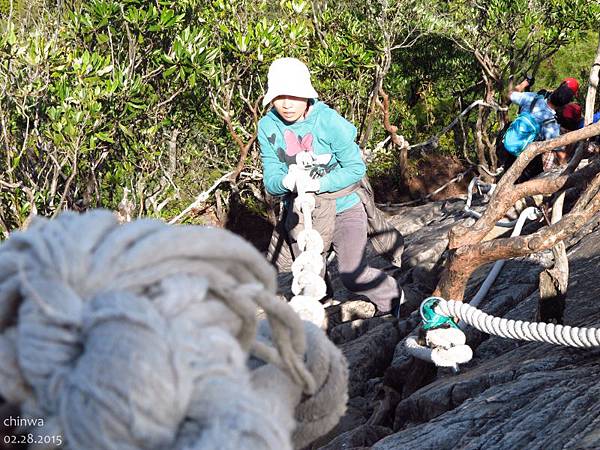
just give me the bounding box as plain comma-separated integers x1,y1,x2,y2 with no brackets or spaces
434,298,600,348
288,165,330,327
408,100,508,152
376,169,471,208
463,176,523,228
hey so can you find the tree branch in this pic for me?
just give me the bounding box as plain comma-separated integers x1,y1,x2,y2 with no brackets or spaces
408,100,507,152
436,172,600,301
168,170,234,224
449,122,600,249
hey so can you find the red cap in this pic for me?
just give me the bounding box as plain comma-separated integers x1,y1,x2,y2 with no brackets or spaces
563,77,579,95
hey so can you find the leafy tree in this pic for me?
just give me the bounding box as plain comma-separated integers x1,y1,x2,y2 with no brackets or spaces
0,0,599,237
441,0,600,174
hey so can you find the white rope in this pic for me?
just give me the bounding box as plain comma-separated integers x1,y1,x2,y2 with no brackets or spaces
434,299,600,348
0,210,348,449
287,167,329,327
404,206,540,370
375,169,470,208
404,334,473,370
406,200,597,373
408,100,508,152
464,176,517,227
478,165,505,178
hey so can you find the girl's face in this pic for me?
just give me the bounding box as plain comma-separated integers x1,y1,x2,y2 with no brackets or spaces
272,95,309,122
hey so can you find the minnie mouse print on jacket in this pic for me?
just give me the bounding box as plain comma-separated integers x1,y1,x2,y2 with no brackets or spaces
258,100,366,214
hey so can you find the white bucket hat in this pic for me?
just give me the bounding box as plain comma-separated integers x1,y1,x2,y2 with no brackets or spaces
262,57,319,106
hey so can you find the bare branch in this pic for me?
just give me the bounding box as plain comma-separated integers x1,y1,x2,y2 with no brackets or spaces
0,179,21,190
168,170,234,224
376,87,409,149
156,87,184,110
436,173,600,301
52,145,79,218
450,122,600,249
310,0,328,48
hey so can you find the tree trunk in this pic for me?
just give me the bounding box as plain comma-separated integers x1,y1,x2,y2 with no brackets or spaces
584,33,600,126
436,179,600,300
435,123,600,301
449,123,600,251
537,193,568,323
474,69,499,180
538,33,600,324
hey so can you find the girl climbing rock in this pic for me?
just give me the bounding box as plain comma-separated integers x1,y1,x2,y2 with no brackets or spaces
258,57,405,317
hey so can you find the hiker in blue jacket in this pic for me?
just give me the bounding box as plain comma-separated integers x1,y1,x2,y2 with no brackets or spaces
258,57,404,317
497,77,577,181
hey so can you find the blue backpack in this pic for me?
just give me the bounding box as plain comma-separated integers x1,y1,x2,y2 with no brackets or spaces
503,96,553,156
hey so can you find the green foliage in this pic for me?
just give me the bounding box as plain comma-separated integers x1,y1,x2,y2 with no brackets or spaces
0,0,598,234
537,31,600,96
445,0,599,81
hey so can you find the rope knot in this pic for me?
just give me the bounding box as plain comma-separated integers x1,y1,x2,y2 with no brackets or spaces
404,297,473,371
420,297,459,331
0,210,349,449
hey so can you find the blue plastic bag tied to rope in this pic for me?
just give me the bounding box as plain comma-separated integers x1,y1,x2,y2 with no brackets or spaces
420,297,459,331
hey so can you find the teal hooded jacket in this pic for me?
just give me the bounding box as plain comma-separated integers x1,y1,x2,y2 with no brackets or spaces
258,100,366,213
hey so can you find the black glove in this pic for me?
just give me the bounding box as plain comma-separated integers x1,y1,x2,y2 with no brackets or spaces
525,74,535,89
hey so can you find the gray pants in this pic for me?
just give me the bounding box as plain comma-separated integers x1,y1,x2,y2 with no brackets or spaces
332,202,400,313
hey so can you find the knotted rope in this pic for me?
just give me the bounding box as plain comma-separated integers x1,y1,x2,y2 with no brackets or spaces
405,206,541,371
288,166,329,327
404,300,472,371
0,210,348,449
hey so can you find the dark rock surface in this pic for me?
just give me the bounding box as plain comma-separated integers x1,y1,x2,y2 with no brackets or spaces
341,321,400,398
309,197,600,450
318,424,392,450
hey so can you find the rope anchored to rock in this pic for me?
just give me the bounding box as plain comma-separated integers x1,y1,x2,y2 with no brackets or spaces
0,210,348,450
405,203,542,371
407,186,600,370
405,297,472,371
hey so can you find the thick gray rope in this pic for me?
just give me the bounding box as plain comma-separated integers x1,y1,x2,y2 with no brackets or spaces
0,210,348,450
436,299,600,347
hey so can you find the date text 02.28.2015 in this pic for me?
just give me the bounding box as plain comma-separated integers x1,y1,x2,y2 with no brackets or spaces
4,433,63,446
